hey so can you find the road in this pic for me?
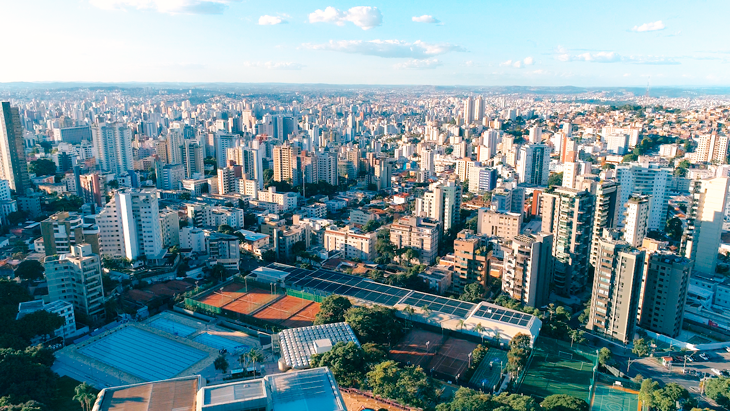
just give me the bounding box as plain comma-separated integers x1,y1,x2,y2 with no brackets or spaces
615,348,730,409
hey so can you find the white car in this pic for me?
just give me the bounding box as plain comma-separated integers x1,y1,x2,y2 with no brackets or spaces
725,347,730,353
712,368,722,376
699,353,709,361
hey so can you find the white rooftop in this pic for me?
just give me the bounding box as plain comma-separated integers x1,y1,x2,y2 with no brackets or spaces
278,322,359,369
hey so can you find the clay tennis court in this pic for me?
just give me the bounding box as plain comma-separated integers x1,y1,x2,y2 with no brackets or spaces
427,337,477,381
252,295,317,325
198,282,249,308
389,329,446,369
280,300,321,328
222,287,281,315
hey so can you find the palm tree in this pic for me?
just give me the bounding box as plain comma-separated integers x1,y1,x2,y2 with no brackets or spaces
239,352,248,369
73,382,96,411
421,304,431,320
248,349,264,374
457,319,466,332
473,323,485,344
403,305,415,329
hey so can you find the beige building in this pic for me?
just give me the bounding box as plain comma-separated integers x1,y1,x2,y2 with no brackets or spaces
639,251,692,338
390,216,440,264
476,208,522,240
159,208,180,247
623,194,650,247
324,226,377,261
682,177,730,274
45,244,105,320
502,233,554,308
693,133,728,164
452,230,490,294
586,236,645,344
590,181,620,267
272,144,300,185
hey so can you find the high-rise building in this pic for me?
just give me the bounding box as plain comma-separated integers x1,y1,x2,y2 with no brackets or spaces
159,208,180,248
166,129,184,165
590,181,620,267
616,163,672,231
693,134,729,164
324,226,377,261
502,233,554,308
92,123,133,177
373,157,393,190
476,208,522,240
0,102,30,194
452,229,491,294
541,187,595,295
528,126,542,144
273,144,301,185
41,212,90,256
562,162,580,189
316,152,338,186
468,166,497,193
517,144,550,186
79,173,102,207
217,166,238,195
586,236,645,344
623,194,650,247
463,96,474,124
215,133,238,168
415,179,462,234
639,251,692,338
605,133,630,155
97,189,164,260
390,216,440,264
45,243,105,320
682,177,730,274
155,162,185,190
181,140,204,179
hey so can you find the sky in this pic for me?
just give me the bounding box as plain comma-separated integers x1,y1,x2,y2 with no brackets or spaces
2,0,730,87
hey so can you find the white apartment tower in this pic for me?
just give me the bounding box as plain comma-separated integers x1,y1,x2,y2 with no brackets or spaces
502,233,554,308
616,163,672,231
517,144,550,186
694,134,729,164
92,123,133,177
682,177,730,274
97,189,164,260
623,194,650,247
45,244,105,320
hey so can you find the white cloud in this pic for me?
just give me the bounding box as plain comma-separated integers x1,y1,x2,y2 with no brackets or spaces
89,0,239,14
258,15,286,25
500,57,533,68
394,59,442,69
243,61,304,70
412,15,439,24
308,6,382,30
632,20,665,32
556,50,679,65
575,51,620,62
303,39,465,58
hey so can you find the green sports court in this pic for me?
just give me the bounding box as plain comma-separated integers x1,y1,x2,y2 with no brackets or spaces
591,384,640,411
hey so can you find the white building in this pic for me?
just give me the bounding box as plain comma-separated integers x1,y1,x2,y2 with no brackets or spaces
44,244,105,320
683,178,730,274
92,123,133,177
159,208,180,248
605,133,630,155
258,187,298,212
517,144,550,186
180,227,206,252
17,299,76,340
623,195,650,247
616,163,672,231
97,189,164,260
693,134,729,164
323,227,377,261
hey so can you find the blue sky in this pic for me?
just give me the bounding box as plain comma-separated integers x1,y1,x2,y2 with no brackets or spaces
2,0,729,86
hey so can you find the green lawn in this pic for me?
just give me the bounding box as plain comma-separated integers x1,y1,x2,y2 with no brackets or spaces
50,376,99,411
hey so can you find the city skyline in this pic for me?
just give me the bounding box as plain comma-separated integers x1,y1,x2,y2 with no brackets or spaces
3,0,730,87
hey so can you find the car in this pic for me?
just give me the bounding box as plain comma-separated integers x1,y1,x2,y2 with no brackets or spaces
725,347,730,353
699,353,709,361
711,368,722,376
673,356,684,362
685,355,694,362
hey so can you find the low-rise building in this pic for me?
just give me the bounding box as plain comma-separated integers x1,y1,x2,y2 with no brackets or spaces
390,216,440,264
323,226,377,261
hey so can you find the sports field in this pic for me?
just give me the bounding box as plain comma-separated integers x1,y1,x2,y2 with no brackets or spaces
389,329,477,381
591,384,640,411
199,284,279,315
469,347,509,391
518,337,596,402
252,295,320,327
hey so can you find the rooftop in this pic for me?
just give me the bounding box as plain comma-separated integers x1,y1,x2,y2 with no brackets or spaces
278,322,359,369
95,375,200,411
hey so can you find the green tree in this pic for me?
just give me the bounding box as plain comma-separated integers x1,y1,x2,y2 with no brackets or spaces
15,311,64,342
459,282,484,303
6,211,28,225
632,338,650,357
213,355,229,373
0,348,59,405
314,295,352,325
344,305,403,345
14,261,45,282
362,219,381,233
653,383,689,411
704,377,730,408
210,264,227,281
0,399,46,411
540,394,589,411
73,382,97,411
548,172,563,188
366,361,437,409
598,347,612,366
507,347,529,375
218,224,234,235
179,192,191,200
639,379,659,411
665,217,683,242
28,159,56,177
509,333,532,351
310,342,372,387
675,160,690,177
261,250,277,262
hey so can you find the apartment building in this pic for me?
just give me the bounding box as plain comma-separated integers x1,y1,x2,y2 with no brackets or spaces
390,216,441,265
476,208,522,241
324,226,377,261
45,244,105,320
502,233,554,308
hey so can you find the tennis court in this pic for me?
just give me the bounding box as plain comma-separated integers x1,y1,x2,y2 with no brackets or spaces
591,384,639,411
470,348,509,390
252,295,314,324
198,282,249,307
389,329,445,369
281,301,321,328
427,337,477,381
79,326,208,382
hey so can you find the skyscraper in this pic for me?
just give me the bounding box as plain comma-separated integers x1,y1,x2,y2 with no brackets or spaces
0,102,30,194
416,178,462,234
616,163,672,231
273,144,300,185
92,123,133,177
45,243,105,320
517,144,550,186
586,236,645,344
316,151,338,186
693,133,729,164
541,187,595,295
682,177,730,274
181,140,204,179
97,189,164,260
623,194,651,247
639,251,692,338
474,96,485,123
503,233,554,308
463,96,474,124
590,181,620,267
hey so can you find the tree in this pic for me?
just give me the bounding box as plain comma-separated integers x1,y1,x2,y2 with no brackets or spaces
218,225,234,235
179,192,191,200
6,211,28,226
15,311,64,342
73,382,97,411
344,306,403,345
598,347,612,366
632,338,650,357
548,172,563,188
510,333,532,351
14,261,44,282
362,219,381,233
28,159,56,177
310,342,372,388
248,349,264,373
540,394,589,411
569,330,585,347
703,377,730,408
665,217,683,242
653,383,689,411
507,347,529,375
460,282,484,303
639,379,659,411
210,264,227,282
674,160,690,177
261,250,277,262
314,295,352,325
213,355,229,373
366,361,437,409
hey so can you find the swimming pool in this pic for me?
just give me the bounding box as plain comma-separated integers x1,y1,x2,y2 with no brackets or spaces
79,326,208,381
194,333,250,354
148,317,197,337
